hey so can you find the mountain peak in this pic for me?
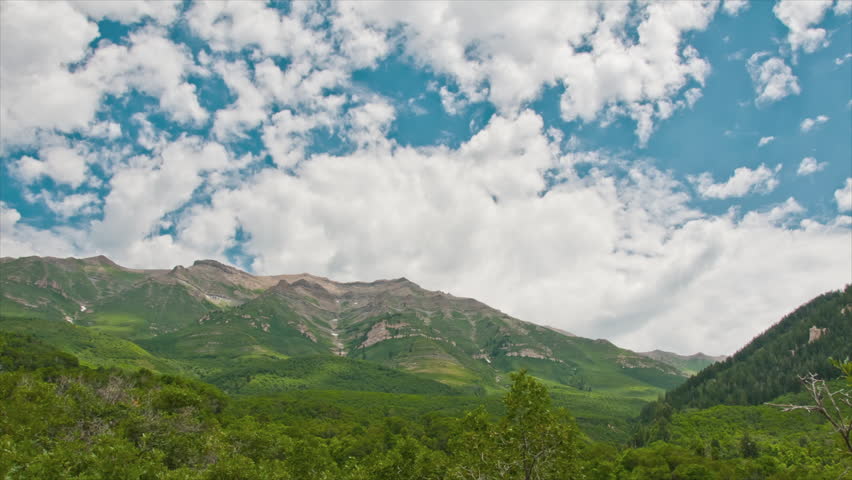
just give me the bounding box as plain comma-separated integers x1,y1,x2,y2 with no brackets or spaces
191,259,244,273
81,255,119,267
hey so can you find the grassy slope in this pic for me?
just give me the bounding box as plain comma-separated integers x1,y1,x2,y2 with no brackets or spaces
82,280,217,339
344,308,684,398
0,257,146,318
205,355,461,396
0,317,187,374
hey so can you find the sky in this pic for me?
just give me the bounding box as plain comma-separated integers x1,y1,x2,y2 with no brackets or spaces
1,0,851,356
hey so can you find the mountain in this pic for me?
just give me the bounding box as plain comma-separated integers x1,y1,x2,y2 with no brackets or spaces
662,284,852,410
0,255,687,399
637,350,726,376
136,269,689,395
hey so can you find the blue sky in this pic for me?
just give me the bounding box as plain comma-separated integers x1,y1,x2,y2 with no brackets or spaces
1,0,850,355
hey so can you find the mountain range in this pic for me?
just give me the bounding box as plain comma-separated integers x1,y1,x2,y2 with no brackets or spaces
0,255,719,399
1,254,848,451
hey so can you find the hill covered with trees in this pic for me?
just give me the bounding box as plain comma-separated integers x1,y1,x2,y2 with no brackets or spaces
664,284,852,410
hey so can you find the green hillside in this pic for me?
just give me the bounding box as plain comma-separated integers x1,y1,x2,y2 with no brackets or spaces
3,331,849,479
664,285,852,409
205,355,461,396
81,279,217,338
0,254,710,445
0,317,186,374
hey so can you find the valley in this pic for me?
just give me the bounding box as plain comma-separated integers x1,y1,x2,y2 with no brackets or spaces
1,255,850,478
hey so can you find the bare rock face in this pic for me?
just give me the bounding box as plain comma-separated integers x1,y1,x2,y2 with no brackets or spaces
808,325,827,344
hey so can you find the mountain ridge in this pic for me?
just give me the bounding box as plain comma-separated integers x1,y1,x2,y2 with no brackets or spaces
1,254,688,396
637,350,727,375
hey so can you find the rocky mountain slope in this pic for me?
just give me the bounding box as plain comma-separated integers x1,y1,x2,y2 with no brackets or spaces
1,255,689,396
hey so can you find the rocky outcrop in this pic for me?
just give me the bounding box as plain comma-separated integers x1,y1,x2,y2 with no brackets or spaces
360,320,411,348
808,325,827,344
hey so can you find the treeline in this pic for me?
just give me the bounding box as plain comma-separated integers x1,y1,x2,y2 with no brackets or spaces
665,285,852,410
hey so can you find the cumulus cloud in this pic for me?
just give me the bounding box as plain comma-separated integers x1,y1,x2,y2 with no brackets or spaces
0,1,101,148
773,0,833,53
0,202,82,258
32,192,101,218
688,164,782,199
0,3,206,149
747,52,800,105
90,136,234,250
341,1,716,145
12,141,93,188
796,157,827,175
836,178,852,211
757,136,775,147
70,0,182,25
723,0,749,16
800,114,829,132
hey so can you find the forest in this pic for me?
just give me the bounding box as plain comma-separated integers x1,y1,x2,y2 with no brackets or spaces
1,331,850,480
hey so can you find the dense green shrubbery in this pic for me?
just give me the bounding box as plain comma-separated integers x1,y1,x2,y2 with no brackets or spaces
2,332,848,479
0,333,584,479
205,355,461,396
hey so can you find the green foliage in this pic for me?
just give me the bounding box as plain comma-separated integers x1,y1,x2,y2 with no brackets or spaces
205,355,460,395
665,286,852,410
0,338,592,480
740,432,759,458
0,332,78,371
82,280,216,339
0,317,188,374
450,370,583,479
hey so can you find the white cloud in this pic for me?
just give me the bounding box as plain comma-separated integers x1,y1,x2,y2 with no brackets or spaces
186,1,334,61
796,157,827,175
342,1,717,145
263,109,329,168
0,4,206,149
85,121,122,140
800,114,829,132
12,141,93,188
837,0,852,15
747,53,800,105
0,202,82,259
90,136,233,250
836,53,852,65
0,1,101,148
69,0,182,25
688,164,782,199
346,100,396,150
757,136,775,147
82,27,208,125
743,197,804,226
723,0,749,16
211,59,268,141
836,178,852,211
773,0,833,53
33,192,101,218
